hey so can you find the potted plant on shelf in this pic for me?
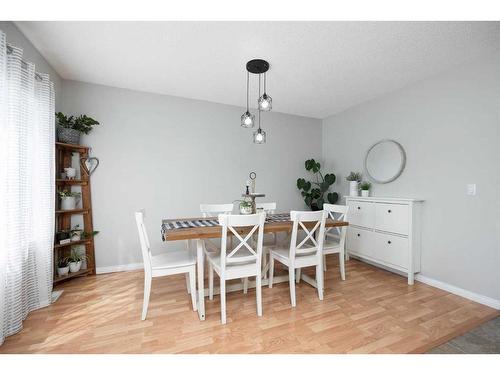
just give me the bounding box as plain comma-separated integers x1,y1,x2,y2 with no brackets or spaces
346,171,362,197
81,230,100,239
67,249,88,273
70,224,83,241
57,257,70,277
56,112,100,144
360,181,372,197
297,159,339,210
58,190,81,210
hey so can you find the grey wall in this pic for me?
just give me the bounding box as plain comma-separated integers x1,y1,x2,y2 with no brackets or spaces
0,22,62,110
61,80,322,269
322,51,500,301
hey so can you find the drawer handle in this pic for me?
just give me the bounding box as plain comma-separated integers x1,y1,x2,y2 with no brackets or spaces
387,240,392,244
357,233,361,237
388,209,392,213
357,206,361,210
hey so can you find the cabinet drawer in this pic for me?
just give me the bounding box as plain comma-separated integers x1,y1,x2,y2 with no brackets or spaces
346,227,373,258
347,200,374,228
373,232,409,268
374,203,409,235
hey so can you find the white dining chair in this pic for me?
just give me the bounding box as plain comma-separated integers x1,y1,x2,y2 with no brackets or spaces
135,210,197,320
268,210,327,307
206,212,266,324
322,203,349,280
200,203,234,218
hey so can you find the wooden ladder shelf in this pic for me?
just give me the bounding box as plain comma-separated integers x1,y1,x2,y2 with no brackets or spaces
54,142,96,284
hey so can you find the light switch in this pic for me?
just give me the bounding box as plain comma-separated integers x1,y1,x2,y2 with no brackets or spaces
466,184,476,196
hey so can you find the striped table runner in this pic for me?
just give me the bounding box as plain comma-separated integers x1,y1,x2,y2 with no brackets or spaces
161,213,291,239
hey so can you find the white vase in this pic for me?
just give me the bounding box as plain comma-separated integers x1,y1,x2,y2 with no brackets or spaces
71,232,81,241
349,181,359,196
57,266,69,277
69,261,82,273
60,196,77,210
361,189,370,197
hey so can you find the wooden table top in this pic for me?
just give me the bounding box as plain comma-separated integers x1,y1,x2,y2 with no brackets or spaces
162,216,349,241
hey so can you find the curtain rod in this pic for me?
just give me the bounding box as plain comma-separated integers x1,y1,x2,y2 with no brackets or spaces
6,45,44,82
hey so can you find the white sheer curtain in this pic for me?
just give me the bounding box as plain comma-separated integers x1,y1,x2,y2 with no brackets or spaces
0,30,55,345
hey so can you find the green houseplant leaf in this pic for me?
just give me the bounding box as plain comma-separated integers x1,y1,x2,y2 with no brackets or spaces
296,159,339,210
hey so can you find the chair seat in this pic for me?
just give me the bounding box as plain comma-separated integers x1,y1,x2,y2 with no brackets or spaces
206,248,258,279
269,245,318,268
323,239,341,254
151,249,195,270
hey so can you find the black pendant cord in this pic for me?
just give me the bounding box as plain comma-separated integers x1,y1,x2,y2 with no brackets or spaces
246,71,250,112
258,74,262,130
263,72,267,94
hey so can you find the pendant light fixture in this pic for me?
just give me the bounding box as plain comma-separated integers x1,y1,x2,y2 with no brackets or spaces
258,72,272,111
240,71,255,128
241,59,272,144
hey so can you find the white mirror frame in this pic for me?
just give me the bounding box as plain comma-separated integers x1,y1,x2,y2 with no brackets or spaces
364,139,406,184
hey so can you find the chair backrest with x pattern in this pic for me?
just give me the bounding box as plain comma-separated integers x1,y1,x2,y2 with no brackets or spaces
289,210,327,261
218,213,266,270
323,204,349,246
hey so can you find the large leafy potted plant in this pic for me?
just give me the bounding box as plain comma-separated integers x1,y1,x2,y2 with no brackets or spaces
56,112,100,144
297,159,339,210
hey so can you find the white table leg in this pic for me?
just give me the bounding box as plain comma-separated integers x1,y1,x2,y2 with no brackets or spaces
196,239,205,320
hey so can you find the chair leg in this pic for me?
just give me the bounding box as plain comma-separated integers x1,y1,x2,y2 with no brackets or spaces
288,268,297,307
256,273,262,317
185,273,191,294
141,275,152,320
346,251,350,261
339,251,346,281
269,255,274,288
323,254,327,271
189,269,197,311
295,268,301,283
243,277,249,294
316,264,324,301
209,263,214,300
220,278,226,324
262,249,268,280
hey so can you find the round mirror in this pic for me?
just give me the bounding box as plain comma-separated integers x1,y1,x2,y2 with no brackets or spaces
364,139,406,184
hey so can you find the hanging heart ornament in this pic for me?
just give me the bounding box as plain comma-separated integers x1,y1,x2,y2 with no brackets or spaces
80,156,100,176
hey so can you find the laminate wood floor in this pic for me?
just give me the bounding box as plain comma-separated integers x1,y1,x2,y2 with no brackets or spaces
0,258,497,354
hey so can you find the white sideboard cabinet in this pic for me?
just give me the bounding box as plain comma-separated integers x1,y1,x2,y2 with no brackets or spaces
344,196,424,284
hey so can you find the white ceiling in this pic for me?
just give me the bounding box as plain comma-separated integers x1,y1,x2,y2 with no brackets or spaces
15,21,500,119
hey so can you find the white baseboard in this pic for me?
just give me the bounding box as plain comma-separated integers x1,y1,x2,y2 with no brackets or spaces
96,262,143,274
415,274,500,310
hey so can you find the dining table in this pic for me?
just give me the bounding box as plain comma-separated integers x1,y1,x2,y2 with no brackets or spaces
161,213,349,321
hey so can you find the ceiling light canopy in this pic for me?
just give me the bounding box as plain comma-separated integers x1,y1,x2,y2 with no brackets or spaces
241,59,272,144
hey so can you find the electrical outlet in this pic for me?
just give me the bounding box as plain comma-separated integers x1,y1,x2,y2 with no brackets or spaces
466,184,476,196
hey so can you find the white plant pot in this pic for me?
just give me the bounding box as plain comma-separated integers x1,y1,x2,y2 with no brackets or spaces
60,196,77,210
361,189,370,197
69,261,82,273
57,266,69,277
349,181,359,197
240,205,252,215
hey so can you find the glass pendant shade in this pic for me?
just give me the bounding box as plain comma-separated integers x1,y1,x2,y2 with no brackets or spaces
241,111,255,128
253,128,266,144
258,93,272,111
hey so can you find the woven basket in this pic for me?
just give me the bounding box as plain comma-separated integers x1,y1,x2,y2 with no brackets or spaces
57,126,81,144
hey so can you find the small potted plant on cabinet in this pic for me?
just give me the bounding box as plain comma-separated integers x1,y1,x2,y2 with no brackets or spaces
58,190,81,210
346,172,362,197
68,249,88,273
56,112,100,144
360,181,372,197
57,257,70,277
